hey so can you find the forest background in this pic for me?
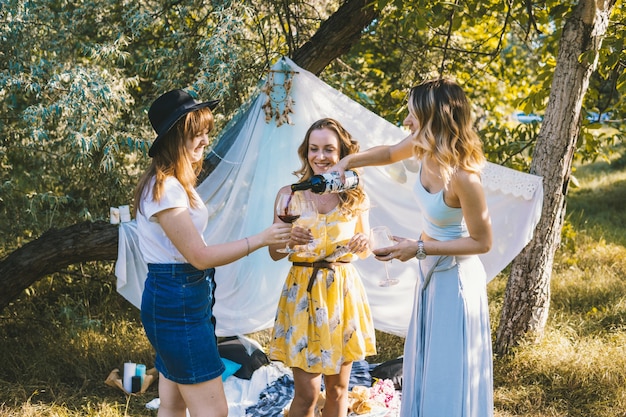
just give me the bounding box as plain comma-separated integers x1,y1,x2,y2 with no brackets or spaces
1,0,625,416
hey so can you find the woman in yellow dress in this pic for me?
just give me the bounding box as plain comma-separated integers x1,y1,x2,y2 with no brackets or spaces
268,118,376,417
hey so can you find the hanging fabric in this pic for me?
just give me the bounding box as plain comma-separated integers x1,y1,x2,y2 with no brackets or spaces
115,57,543,337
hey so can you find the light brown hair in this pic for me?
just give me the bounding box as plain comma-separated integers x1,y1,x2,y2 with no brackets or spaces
409,78,485,185
133,107,214,216
294,118,367,216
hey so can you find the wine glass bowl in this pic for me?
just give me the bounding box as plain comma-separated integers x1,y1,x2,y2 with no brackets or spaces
296,199,317,229
294,198,319,256
369,226,399,287
276,192,302,253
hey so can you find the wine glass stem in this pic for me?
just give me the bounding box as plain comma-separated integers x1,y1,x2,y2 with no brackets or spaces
383,262,391,282
286,224,294,251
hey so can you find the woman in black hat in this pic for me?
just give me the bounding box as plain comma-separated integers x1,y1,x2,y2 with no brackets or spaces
133,89,292,417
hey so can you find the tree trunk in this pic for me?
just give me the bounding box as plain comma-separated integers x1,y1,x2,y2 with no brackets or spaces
0,221,119,308
494,0,616,355
291,0,380,76
0,0,381,312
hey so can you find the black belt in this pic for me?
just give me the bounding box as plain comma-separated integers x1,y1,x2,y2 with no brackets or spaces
292,261,350,292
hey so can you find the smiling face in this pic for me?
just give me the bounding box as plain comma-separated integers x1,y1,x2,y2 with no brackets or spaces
296,118,359,181
186,128,210,163
170,107,213,165
403,98,421,134
307,127,341,175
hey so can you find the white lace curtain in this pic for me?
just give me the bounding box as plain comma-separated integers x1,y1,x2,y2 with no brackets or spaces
115,57,543,337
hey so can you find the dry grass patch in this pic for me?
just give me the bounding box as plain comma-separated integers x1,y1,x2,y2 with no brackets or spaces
494,330,626,417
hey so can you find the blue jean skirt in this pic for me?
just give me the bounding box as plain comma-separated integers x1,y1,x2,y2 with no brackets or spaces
141,263,225,384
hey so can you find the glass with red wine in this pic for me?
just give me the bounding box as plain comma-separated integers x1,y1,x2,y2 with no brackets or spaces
276,192,302,253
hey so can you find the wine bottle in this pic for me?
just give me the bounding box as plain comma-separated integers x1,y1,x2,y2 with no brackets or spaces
291,170,359,194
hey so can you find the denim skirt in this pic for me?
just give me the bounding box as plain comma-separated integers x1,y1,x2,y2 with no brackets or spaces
141,263,225,384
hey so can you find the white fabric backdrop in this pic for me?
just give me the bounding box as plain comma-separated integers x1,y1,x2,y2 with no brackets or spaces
115,57,543,337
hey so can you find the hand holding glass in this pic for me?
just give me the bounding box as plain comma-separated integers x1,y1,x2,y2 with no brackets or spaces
369,226,399,287
276,193,301,253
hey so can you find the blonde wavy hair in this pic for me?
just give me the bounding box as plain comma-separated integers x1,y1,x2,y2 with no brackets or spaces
409,78,485,186
133,107,215,216
294,118,367,217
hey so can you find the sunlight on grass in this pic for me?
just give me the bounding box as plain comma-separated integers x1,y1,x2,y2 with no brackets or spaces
494,330,626,417
567,156,626,248
0,401,130,417
488,154,626,417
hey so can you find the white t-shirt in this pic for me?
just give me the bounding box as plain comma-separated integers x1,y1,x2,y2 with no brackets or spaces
136,176,209,264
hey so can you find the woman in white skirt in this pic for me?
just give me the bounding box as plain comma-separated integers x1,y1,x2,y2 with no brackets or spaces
332,78,494,417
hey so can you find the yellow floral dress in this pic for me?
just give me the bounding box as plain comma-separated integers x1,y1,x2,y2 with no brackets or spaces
269,206,376,374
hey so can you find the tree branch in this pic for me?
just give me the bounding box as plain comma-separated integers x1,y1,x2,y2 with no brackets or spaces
291,0,381,75
0,221,119,309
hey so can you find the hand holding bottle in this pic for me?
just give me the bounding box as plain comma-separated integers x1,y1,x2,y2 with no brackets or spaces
291,170,359,194
326,159,351,184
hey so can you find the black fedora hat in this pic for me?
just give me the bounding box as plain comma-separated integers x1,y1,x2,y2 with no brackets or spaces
147,89,219,157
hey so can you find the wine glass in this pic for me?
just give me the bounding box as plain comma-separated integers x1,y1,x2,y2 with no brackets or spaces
276,192,302,253
294,198,319,256
369,226,399,287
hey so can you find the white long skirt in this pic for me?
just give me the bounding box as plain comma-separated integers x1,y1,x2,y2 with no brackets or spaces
400,255,494,417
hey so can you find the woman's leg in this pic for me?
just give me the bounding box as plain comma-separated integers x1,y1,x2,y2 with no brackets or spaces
157,374,186,417
157,373,228,417
179,376,228,417
291,367,323,417
321,362,352,417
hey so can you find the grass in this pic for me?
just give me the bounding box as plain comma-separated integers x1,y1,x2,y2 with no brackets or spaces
1,154,625,416
488,153,626,417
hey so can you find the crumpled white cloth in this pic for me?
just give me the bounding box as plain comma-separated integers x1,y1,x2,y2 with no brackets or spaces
224,362,292,417
144,362,292,416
